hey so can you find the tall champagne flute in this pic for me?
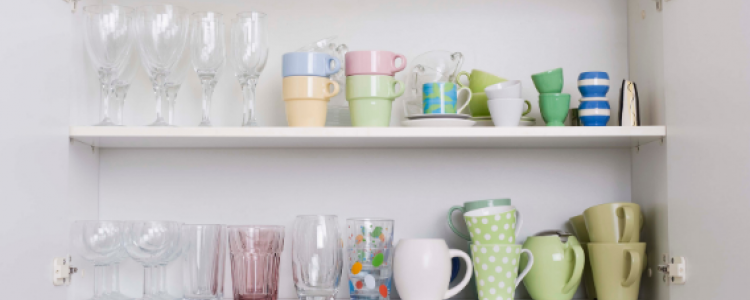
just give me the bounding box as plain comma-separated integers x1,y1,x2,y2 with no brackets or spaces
232,12,268,126
191,12,225,126
83,5,135,126
136,5,190,126
292,215,343,300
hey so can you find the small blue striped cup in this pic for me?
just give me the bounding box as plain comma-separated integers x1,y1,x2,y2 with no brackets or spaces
578,97,610,126
578,72,610,98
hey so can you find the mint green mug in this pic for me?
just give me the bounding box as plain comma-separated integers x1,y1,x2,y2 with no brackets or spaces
448,199,511,241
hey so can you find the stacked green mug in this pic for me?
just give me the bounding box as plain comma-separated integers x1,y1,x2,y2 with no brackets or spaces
456,70,507,118
447,199,532,300
345,50,406,126
570,203,646,300
532,68,570,126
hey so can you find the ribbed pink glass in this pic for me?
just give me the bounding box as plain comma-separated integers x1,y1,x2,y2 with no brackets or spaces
228,225,285,300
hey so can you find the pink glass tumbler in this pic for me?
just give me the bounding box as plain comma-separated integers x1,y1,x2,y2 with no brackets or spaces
228,225,285,300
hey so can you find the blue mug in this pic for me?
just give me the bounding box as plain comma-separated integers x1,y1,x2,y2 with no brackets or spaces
283,52,341,77
422,82,473,114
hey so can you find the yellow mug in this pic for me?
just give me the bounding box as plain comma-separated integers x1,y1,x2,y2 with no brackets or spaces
283,76,340,127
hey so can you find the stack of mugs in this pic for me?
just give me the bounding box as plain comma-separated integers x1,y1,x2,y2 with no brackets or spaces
570,203,646,300
282,52,341,127
577,72,611,126
532,68,571,126
446,199,533,300
345,51,407,126
484,80,533,127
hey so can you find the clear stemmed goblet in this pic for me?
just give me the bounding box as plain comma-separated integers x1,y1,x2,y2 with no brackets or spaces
292,216,343,300
136,5,190,126
155,223,186,300
191,12,226,127
71,220,126,300
83,5,135,126
231,11,269,126
124,221,182,300
109,49,140,126
105,242,133,300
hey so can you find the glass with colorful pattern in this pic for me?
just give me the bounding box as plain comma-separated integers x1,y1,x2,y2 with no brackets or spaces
345,218,394,300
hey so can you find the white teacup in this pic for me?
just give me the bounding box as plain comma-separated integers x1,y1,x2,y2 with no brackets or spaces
488,98,532,127
394,239,473,300
485,80,522,99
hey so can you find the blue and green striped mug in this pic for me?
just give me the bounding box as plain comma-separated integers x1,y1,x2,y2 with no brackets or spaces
422,82,473,114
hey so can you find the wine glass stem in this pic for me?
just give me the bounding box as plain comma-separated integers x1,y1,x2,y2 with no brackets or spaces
200,78,215,126
112,263,122,294
159,264,167,293
143,266,158,297
112,85,129,126
242,78,259,126
93,265,108,298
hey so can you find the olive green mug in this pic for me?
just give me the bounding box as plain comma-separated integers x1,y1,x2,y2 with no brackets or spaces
583,203,643,243
569,215,595,300
587,243,646,300
447,199,511,241
456,69,506,93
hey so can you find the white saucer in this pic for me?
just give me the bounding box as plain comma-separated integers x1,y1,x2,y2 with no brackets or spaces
402,119,477,127
407,113,471,120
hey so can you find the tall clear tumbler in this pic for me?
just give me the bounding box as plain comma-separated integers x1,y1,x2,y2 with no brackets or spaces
228,226,285,300
83,5,135,126
231,12,269,126
345,219,394,300
136,5,190,126
182,225,227,300
292,216,343,300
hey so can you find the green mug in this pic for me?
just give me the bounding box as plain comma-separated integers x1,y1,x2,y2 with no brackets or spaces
539,93,570,126
464,206,522,244
587,243,646,300
347,75,405,127
583,202,643,243
531,68,564,93
520,236,584,300
468,92,490,117
569,215,595,300
448,199,511,241
456,69,506,93
470,244,533,300
569,215,591,243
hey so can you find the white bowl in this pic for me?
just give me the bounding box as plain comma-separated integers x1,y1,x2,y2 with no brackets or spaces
485,80,522,99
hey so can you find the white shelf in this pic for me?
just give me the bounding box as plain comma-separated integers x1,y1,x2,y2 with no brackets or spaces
69,126,666,149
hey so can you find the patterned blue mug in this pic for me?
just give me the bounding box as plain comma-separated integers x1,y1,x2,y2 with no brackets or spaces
422,82,473,114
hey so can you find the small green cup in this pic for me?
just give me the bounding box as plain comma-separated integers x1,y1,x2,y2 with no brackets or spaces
539,93,570,126
347,75,405,127
531,68,564,93
448,199,511,241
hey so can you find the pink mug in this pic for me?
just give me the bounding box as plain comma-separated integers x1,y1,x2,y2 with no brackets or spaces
345,50,407,76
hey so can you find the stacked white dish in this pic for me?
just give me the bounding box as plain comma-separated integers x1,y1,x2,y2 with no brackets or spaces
483,80,534,127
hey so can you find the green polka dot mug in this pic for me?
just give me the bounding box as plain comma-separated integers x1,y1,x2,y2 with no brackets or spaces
470,244,534,300
448,199,512,241
463,206,523,244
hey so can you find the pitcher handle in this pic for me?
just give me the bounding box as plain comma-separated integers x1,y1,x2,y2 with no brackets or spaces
447,206,471,241
444,249,473,299
562,244,585,293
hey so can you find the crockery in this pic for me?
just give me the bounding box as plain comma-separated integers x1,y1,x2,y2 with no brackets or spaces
423,82,473,114
578,72,610,98
282,52,341,78
403,51,464,117
531,68,564,94
587,243,646,300
401,119,476,127
485,80,522,99
583,202,643,243
580,243,597,300
539,93,571,126
569,215,594,299
456,69,506,93
347,75,404,127
579,98,611,126
464,206,523,244
521,235,584,300
393,239,473,300
283,76,340,127
346,218,395,300
568,215,591,243
448,199,511,241
468,92,491,117
406,113,471,120
487,98,532,127
470,244,533,300
345,50,406,76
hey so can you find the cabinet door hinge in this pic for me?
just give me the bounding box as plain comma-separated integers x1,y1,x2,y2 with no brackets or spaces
657,256,686,285
53,256,78,286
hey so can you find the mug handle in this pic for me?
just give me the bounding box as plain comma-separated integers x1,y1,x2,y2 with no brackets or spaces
456,87,473,114
515,249,534,287
562,243,585,293
621,250,642,287
455,71,470,89
444,249,473,299
447,206,471,241
322,80,340,98
620,206,635,243
514,210,524,238
392,54,407,74
522,100,532,116
326,56,341,76
392,80,405,98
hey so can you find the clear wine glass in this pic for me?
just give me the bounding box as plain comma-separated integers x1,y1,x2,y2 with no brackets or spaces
124,221,182,300
292,215,343,300
83,5,135,126
155,223,186,300
191,12,226,127
71,220,126,300
163,44,191,126
136,5,190,127
109,48,140,126
231,11,269,127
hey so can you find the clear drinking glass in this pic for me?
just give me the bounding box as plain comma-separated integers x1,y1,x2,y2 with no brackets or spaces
124,221,182,300
191,12,226,127
345,219,394,300
228,226,285,300
182,225,227,300
162,40,191,128
292,216,343,300
155,226,186,300
231,12,269,126
136,5,190,126
105,246,132,300
71,220,126,300
110,48,140,126
83,5,135,126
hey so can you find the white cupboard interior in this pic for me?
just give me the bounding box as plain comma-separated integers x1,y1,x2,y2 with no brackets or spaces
12,0,749,300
